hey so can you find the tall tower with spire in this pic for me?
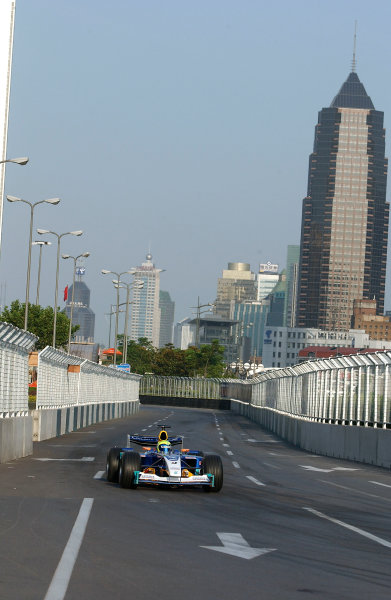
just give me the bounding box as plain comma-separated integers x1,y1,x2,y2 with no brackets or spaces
129,253,163,347
297,54,389,330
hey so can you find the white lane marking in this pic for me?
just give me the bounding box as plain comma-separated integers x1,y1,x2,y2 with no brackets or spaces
201,533,276,559
370,481,391,489
246,439,257,442
246,476,265,486
141,429,147,432
222,443,230,447
227,450,234,456
300,465,359,473
93,471,105,479
262,462,281,470
232,461,240,469
319,480,391,502
149,498,160,503
72,431,96,434
34,457,95,462
48,445,97,448
303,507,391,549
28,475,35,478
44,498,94,600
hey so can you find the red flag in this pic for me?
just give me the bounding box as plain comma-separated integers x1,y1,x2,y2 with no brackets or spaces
64,285,68,301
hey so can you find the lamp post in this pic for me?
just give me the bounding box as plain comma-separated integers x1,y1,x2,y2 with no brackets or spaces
101,269,134,365
32,240,51,304
113,279,143,363
7,196,60,329
37,228,83,347
62,252,90,352
0,157,29,165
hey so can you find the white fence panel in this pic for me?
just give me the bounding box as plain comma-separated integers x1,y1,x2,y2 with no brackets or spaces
0,323,37,417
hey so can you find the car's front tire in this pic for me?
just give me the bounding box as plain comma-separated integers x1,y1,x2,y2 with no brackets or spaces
119,451,141,489
202,454,223,492
106,447,121,483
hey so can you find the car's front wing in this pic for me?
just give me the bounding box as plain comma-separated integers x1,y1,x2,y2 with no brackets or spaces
136,471,215,487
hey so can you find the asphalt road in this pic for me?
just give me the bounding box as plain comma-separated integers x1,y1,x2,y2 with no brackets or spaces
1,406,391,600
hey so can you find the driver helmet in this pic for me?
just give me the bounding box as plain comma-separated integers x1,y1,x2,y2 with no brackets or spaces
157,440,171,454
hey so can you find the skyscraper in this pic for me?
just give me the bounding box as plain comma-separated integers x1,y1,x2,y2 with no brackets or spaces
297,63,389,330
129,253,162,347
215,262,256,319
159,290,175,347
63,269,95,342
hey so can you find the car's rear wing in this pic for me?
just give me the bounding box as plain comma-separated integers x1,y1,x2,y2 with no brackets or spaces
127,434,183,447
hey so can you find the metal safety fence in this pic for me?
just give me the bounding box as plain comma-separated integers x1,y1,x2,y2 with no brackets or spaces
37,346,141,409
141,352,391,428
0,322,37,417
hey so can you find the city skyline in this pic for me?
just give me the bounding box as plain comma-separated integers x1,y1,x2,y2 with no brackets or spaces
1,2,391,344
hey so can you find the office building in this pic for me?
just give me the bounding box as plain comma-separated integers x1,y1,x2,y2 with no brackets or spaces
129,253,162,347
215,262,256,319
257,262,279,301
297,63,389,331
63,269,95,342
284,245,300,327
351,298,391,341
159,290,175,347
232,300,270,360
174,317,195,349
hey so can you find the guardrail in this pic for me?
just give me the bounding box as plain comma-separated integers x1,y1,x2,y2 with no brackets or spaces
141,352,391,429
0,322,37,417
37,346,141,409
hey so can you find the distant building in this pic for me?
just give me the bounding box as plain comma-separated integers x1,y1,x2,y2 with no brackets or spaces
298,346,379,362
174,317,195,349
266,272,286,327
159,290,175,347
232,300,270,360
257,262,279,301
297,66,389,330
283,245,300,327
129,253,162,347
63,269,95,342
215,262,256,319
351,298,391,340
189,314,239,363
262,326,371,368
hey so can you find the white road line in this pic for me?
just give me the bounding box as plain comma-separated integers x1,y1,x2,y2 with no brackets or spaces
262,462,281,470
319,480,391,503
246,476,265,486
44,498,94,600
34,457,95,462
227,450,234,456
93,471,105,479
303,507,391,549
232,461,240,469
246,439,257,442
141,429,147,431
370,481,391,489
222,443,230,447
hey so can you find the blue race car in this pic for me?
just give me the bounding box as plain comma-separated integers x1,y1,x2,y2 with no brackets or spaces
106,426,223,492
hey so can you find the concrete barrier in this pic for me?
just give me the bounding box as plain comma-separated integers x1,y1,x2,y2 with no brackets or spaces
0,416,33,463
231,399,391,469
32,400,140,441
140,395,231,410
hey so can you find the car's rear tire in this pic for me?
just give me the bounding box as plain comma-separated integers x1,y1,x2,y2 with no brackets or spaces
106,447,121,483
119,452,141,489
202,454,223,492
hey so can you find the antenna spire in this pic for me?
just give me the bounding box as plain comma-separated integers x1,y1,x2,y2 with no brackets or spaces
352,20,357,72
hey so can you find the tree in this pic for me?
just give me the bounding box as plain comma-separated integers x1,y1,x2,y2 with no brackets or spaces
0,300,79,350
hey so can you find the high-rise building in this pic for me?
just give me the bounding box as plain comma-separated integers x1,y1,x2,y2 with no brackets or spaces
63,268,95,342
257,262,279,301
284,245,300,327
297,64,389,331
129,253,162,347
215,262,256,319
159,290,175,347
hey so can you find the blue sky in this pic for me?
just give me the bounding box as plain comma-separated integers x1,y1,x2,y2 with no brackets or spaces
2,0,391,344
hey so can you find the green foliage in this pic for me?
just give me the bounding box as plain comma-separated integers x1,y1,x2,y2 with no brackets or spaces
122,337,226,377
0,300,79,350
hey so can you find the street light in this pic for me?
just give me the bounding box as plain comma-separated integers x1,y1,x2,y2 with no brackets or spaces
101,269,135,365
62,252,90,352
32,240,52,304
113,279,144,363
191,297,215,347
7,195,60,329
0,157,29,165
38,228,83,347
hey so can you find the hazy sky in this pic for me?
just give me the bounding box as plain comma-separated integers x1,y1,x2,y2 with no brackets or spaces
2,0,391,344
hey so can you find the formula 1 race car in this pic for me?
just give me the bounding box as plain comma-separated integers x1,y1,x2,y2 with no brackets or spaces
106,426,223,492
